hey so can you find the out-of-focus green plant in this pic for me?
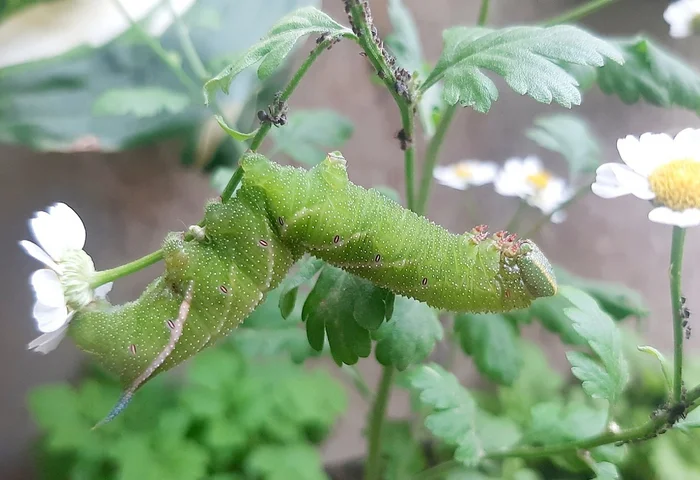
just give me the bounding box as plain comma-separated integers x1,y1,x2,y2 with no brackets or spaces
29,288,347,480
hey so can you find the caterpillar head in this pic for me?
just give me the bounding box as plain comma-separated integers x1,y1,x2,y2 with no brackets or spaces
516,240,557,299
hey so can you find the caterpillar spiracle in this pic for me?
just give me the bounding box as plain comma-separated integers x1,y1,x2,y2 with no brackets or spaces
69,152,557,425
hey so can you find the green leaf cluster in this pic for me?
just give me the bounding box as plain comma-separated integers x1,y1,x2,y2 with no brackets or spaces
30,340,346,480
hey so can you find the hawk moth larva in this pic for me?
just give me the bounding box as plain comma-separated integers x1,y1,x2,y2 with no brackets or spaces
68,152,557,423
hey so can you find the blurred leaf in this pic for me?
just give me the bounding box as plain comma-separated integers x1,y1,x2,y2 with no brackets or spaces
554,266,649,320
211,166,236,193
475,412,521,452
386,0,423,74
562,286,630,404
650,435,700,480
215,114,259,141
0,0,315,151
204,6,354,104
373,296,443,370
92,87,190,117
302,265,390,366
455,313,522,386
421,26,622,113
278,256,325,318
593,37,700,112
246,444,328,480
593,462,620,480
524,400,607,445
637,345,673,393
529,293,586,345
525,114,600,176
381,421,427,480
408,363,484,467
498,341,564,425
270,110,354,166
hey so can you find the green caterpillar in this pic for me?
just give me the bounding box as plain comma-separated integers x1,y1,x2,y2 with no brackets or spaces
69,152,556,424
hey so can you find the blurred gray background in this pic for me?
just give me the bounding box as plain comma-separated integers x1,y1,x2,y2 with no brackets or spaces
2,0,699,478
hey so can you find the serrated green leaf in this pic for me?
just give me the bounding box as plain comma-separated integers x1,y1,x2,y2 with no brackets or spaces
525,114,600,176
561,286,630,404
270,110,354,165
498,341,564,425
530,293,586,345
566,351,617,401
373,296,443,370
279,256,325,318
524,400,607,445
92,87,190,117
381,421,428,480
421,25,622,113
215,114,259,141
408,364,484,467
475,412,521,452
246,444,328,480
594,37,700,112
553,266,649,320
455,313,522,386
204,6,354,104
302,265,390,366
593,461,620,480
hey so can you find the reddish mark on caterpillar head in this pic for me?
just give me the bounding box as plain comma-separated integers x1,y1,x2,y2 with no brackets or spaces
258,239,269,247
219,285,229,294
166,319,176,330
504,289,511,298
333,235,340,244
129,344,137,355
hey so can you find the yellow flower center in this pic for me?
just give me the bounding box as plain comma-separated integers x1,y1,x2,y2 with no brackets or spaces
648,159,700,211
527,171,552,190
455,164,473,179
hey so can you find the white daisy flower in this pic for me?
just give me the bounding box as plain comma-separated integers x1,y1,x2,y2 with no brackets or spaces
494,156,573,223
20,203,112,354
591,128,700,228
663,0,700,38
433,160,499,190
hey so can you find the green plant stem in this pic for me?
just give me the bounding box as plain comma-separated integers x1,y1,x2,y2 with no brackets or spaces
342,365,374,402
111,0,201,98
346,1,416,209
365,367,395,480
219,37,337,203
477,0,490,26
414,385,700,480
541,0,617,26
523,180,593,238
416,104,456,215
504,200,528,233
165,0,209,80
670,226,687,402
91,249,164,288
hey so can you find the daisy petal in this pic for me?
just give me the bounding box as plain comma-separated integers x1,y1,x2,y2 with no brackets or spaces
591,163,654,200
617,134,670,176
433,166,468,190
94,282,113,298
48,203,86,251
30,211,66,261
469,162,499,186
649,207,700,228
30,269,65,307
33,302,71,333
28,325,69,354
19,240,60,271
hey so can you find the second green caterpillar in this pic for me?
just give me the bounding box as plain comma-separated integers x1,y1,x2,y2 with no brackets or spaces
69,151,557,423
